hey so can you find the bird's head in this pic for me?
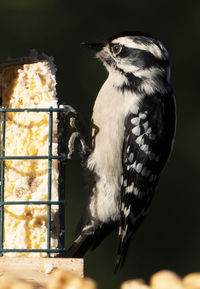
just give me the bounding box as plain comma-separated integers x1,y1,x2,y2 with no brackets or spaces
81,32,171,93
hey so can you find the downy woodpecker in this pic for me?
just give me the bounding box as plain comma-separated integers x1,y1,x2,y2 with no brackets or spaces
67,31,176,272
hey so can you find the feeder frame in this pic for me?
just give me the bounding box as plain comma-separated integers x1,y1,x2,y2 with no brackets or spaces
0,106,69,257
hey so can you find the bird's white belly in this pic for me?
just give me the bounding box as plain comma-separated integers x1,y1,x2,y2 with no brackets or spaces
87,122,123,222
87,78,139,223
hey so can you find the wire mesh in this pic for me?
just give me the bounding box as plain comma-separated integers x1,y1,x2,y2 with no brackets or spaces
0,107,68,256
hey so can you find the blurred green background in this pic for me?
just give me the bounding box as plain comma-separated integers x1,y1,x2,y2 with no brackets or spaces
0,0,199,288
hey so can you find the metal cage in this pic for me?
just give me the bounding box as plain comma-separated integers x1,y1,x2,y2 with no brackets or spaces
0,106,69,257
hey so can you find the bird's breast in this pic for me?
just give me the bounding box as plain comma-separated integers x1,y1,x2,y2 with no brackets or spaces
86,78,139,222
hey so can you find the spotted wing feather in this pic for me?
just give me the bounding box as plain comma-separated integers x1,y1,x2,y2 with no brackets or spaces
115,93,175,271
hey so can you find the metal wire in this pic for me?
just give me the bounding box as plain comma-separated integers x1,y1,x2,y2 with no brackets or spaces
0,111,5,257
0,107,68,256
47,108,53,257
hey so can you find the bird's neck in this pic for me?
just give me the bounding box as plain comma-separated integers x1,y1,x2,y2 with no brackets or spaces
107,66,169,95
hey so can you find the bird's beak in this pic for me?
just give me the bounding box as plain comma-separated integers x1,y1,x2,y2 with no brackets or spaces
80,41,106,52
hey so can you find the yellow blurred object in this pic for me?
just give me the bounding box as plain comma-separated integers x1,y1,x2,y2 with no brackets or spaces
10,280,34,289
0,274,34,289
48,269,97,289
0,274,14,289
182,273,200,289
0,55,59,256
1,269,200,289
150,270,184,289
121,279,150,289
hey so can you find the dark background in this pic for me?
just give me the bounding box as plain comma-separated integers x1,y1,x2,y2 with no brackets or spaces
0,0,199,288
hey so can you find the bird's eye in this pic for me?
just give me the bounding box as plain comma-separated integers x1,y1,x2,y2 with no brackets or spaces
111,44,122,56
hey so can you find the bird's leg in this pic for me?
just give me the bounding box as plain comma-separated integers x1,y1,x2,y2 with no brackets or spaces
59,104,90,160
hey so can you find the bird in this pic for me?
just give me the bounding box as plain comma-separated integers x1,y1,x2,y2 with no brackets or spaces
66,31,176,272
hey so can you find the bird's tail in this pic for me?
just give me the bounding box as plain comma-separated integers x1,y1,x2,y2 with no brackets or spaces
66,222,117,258
114,233,132,273
66,234,95,258
114,216,144,273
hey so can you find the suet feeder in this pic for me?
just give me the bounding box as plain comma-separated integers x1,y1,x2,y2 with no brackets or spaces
0,54,83,286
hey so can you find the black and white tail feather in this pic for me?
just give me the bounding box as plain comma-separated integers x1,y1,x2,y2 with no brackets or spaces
66,31,176,272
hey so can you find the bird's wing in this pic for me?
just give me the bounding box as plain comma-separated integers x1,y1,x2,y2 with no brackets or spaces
115,94,175,272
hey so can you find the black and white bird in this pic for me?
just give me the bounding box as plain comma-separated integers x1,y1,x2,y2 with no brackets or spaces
67,31,176,272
